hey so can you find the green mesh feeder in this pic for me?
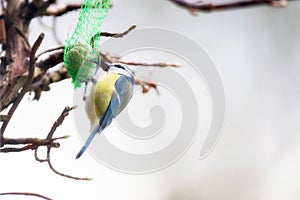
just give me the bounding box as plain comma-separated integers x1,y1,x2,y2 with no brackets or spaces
64,0,111,88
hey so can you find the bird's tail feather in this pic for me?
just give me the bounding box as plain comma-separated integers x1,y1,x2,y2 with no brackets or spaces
76,126,102,159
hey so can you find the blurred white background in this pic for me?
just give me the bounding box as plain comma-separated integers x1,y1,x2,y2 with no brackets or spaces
2,0,300,199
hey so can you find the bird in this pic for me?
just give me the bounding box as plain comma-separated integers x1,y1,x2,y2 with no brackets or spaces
76,63,135,159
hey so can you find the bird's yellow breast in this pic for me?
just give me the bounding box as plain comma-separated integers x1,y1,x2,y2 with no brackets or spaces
94,72,121,117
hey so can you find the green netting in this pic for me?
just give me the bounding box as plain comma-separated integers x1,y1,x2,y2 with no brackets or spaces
64,0,111,88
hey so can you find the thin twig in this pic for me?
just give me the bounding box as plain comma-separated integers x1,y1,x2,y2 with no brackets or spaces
90,24,137,47
2,136,66,145
101,51,181,68
36,48,64,71
0,192,52,200
116,60,181,67
36,46,64,59
42,2,114,16
43,3,81,16
135,78,160,95
47,156,92,181
169,0,289,14
0,33,45,145
41,106,92,180
30,66,69,100
0,144,36,153
46,106,76,140
0,142,59,153
100,24,137,38
35,149,49,162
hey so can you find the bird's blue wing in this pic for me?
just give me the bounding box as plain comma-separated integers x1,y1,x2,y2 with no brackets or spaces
110,75,134,117
94,75,133,132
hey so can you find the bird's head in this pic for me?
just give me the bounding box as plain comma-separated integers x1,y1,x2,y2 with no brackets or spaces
107,63,135,80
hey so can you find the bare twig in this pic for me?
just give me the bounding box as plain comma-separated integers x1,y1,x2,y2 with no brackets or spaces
2,136,66,145
100,51,181,68
135,78,160,95
41,106,92,181
43,3,81,16
0,192,52,200
35,148,49,162
47,157,92,181
36,48,64,71
116,60,181,68
169,0,289,14
36,46,64,59
0,135,69,153
30,66,69,100
0,33,44,145
0,142,59,153
42,2,113,16
46,106,76,140
0,106,90,180
23,0,55,20
100,24,137,38
90,24,137,48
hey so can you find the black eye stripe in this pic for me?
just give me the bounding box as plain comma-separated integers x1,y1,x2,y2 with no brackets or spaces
109,63,134,77
114,64,125,70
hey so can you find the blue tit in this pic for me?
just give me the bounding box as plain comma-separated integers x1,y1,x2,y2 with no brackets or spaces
76,63,135,159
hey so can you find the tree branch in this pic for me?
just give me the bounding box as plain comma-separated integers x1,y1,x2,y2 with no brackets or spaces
169,0,289,15
36,47,64,71
0,142,59,153
30,66,69,100
90,24,137,47
0,135,70,153
0,105,91,180
43,3,81,17
100,24,137,38
41,1,114,17
37,105,92,181
0,192,52,200
100,51,181,68
0,33,45,146
3,136,67,145
135,78,160,95
22,0,55,21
